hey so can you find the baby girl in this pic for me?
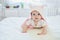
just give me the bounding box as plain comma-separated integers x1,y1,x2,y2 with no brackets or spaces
21,10,47,35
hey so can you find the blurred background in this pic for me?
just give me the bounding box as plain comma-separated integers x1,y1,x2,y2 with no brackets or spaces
0,0,59,20
0,0,60,40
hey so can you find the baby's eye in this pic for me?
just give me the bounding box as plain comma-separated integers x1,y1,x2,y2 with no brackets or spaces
33,14,35,15
38,14,40,15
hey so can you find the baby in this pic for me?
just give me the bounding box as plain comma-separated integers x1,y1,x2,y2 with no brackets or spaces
22,10,47,35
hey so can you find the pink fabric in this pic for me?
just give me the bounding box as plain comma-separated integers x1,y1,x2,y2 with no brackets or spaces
21,18,46,28
28,24,34,29
22,10,46,29
21,19,34,29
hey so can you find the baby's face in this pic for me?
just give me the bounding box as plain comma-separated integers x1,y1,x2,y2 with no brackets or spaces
31,11,41,22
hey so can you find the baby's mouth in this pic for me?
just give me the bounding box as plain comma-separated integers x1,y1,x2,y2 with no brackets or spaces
35,18,38,19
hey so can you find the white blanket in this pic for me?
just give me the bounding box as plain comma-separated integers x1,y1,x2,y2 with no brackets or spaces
0,16,60,40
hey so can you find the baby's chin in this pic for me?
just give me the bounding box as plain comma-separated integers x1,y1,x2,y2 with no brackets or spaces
34,20,40,22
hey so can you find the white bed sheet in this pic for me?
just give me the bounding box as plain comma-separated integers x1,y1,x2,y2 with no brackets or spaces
0,16,60,40
46,15,60,39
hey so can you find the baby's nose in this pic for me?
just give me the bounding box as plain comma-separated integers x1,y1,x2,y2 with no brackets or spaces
35,15,38,17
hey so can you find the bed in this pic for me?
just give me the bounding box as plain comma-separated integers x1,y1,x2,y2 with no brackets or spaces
0,15,60,40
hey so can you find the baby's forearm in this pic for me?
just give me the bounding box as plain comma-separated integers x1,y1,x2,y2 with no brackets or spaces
22,26,28,33
41,27,47,34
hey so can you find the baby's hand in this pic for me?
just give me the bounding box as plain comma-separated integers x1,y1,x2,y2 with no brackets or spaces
22,31,27,33
37,32,47,35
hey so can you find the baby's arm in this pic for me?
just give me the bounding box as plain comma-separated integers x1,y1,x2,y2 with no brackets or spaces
21,19,30,33
41,25,47,34
22,24,28,33
40,20,48,35
37,25,47,35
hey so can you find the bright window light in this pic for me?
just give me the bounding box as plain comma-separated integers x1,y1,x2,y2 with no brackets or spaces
1,0,42,4
7,0,41,3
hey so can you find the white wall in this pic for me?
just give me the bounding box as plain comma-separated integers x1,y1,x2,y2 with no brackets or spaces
3,0,58,17
0,4,2,17
0,4,4,20
0,0,60,20
3,8,31,17
57,0,60,15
